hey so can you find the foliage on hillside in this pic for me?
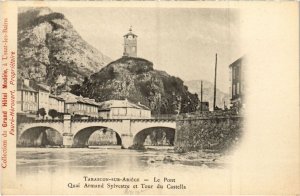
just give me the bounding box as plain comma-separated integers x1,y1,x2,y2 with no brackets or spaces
71,57,199,114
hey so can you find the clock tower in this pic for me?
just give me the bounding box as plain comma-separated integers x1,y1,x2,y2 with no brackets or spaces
123,26,137,57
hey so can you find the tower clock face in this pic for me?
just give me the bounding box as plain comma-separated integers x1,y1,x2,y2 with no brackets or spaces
128,35,133,40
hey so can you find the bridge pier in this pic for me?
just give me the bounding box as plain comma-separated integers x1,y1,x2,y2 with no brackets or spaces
121,134,134,149
62,133,74,147
63,114,73,147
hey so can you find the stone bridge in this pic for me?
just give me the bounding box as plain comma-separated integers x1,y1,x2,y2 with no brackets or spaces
17,115,176,148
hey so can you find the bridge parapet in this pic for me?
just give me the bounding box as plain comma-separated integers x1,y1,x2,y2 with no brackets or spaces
71,119,123,123
131,119,176,122
20,119,64,124
176,115,242,121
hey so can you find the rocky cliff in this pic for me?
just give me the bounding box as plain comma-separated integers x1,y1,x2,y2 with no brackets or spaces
71,57,199,114
184,80,230,110
18,7,111,86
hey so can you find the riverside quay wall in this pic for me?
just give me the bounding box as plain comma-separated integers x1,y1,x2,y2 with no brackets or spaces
175,113,243,152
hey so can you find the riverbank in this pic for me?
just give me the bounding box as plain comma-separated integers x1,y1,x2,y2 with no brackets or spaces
142,148,232,168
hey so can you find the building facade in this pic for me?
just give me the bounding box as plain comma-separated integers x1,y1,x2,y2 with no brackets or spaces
49,95,65,114
59,92,98,118
31,82,51,117
17,79,38,118
17,79,67,120
98,99,151,119
229,57,245,108
123,26,137,57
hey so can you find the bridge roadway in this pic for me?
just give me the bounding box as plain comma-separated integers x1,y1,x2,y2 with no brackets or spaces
17,115,176,148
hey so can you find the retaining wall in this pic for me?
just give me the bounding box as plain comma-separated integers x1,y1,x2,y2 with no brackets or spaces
175,116,243,152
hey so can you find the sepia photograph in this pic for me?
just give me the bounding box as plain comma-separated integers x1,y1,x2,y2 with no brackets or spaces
0,1,299,195
15,6,244,193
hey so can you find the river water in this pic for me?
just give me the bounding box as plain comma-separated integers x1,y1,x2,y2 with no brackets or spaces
17,147,227,176
16,147,233,194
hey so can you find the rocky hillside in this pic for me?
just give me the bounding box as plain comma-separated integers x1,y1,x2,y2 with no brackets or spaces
18,7,111,87
71,57,199,114
184,80,230,110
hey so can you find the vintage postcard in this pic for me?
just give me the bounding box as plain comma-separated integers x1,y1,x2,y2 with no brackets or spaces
0,1,299,195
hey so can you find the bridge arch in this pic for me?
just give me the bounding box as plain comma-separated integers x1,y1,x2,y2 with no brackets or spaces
133,126,175,146
18,122,64,138
18,126,63,147
17,119,177,148
72,126,122,148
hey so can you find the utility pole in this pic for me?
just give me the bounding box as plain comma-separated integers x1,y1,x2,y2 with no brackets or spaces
213,53,217,111
200,80,203,112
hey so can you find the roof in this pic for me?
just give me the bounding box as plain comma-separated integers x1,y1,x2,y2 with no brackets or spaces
17,83,37,92
49,94,65,101
229,56,245,68
77,96,98,106
58,92,77,103
98,99,150,111
58,92,98,106
123,27,137,38
36,83,51,92
137,102,150,110
124,32,137,38
30,82,51,92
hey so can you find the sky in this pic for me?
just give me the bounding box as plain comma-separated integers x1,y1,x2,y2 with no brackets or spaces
52,7,243,92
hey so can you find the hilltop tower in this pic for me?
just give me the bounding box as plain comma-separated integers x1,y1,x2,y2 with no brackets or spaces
123,26,137,57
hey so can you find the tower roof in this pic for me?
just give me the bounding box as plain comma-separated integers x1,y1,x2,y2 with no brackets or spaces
123,26,138,37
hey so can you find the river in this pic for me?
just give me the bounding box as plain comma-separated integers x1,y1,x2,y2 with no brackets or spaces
16,147,233,194
17,147,228,176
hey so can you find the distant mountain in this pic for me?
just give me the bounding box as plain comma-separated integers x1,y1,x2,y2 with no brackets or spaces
184,80,230,110
71,57,199,114
17,7,112,87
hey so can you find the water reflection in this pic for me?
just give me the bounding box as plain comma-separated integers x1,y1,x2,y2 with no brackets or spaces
17,148,226,179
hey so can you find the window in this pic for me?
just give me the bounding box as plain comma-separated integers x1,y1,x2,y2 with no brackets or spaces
237,83,240,95
233,84,236,96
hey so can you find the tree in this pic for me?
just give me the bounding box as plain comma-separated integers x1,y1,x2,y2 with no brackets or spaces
57,112,64,120
37,108,46,119
48,109,58,120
